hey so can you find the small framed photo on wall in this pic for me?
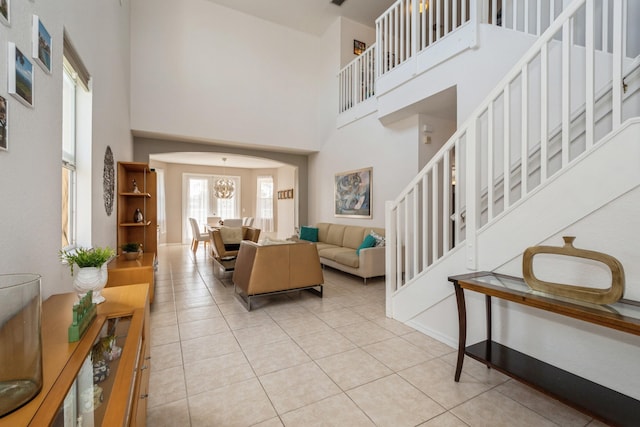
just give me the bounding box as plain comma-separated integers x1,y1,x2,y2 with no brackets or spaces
8,42,34,107
33,15,52,73
0,0,9,26
0,95,7,151
353,40,366,55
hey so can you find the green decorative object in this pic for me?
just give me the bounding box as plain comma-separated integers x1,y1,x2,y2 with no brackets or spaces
68,291,97,342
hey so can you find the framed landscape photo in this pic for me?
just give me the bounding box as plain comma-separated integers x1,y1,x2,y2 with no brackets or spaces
33,15,52,73
0,0,9,26
8,43,34,107
334,167,372,218
0,95,7,151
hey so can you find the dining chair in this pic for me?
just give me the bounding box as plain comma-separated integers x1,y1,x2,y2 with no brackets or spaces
207,216,222,227
222,218,243,227
188,218,209,253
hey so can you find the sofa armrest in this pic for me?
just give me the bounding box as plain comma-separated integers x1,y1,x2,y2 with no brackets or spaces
358,246,386,277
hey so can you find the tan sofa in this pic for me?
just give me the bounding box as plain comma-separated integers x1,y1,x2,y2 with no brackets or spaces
311,223,385,284
232,240,324,311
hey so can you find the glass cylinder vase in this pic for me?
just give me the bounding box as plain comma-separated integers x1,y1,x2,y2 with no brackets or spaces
0,274,43,417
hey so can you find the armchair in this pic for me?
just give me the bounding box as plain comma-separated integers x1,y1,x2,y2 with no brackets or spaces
232,240,324,311
209,226,261,261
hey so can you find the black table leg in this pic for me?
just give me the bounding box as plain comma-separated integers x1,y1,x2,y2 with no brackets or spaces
453,281,466,382
486,295,492,365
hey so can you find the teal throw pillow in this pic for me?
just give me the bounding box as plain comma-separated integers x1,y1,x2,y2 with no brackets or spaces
356,234,377,255
300,226,318,242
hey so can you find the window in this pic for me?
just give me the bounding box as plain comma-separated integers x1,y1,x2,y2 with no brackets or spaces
61,64,77,249
156,168,167,234
256,176,274,232
182,173,241,243
62,34,91,249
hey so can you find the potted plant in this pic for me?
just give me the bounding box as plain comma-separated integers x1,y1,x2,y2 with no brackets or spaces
60,246,115,304
120,242,141,261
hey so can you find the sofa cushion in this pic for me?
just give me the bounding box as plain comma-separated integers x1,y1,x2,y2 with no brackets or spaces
326,224,346,246
356,234,377,255
343,226,366,249
316,242,339,253
334,251,359,268
317,246,352,262
369,230,386,247
316,223,331,243
300,226,318,242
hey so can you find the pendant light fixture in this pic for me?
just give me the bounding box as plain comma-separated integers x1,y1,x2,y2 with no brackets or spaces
213,157,235,199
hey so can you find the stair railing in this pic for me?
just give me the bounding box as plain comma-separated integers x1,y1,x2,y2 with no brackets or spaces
386,0,633,301
338,44,376,114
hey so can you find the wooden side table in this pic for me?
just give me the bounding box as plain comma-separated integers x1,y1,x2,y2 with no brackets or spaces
449,271,640,426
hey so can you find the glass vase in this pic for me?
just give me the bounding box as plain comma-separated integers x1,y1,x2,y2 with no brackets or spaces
0,274,42,417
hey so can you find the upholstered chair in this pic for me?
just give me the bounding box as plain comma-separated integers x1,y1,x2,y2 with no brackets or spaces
209,226,261,261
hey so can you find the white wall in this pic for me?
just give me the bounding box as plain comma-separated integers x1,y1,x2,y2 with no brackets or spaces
309,113,420,229
0,1,131,298
130,0,322,152
339,18,376,68
377,25,537,127
276,165,297,239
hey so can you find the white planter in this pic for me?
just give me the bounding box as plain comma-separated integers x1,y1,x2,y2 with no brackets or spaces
73,263,109,304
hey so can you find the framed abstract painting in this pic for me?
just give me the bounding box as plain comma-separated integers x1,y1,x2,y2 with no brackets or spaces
334,167,372,218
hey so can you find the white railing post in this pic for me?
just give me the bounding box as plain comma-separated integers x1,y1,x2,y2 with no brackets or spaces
411,0,419,58
585,0,594,149
561,20,570,168
611,0,623,127
422,173,429,268
465,118,479,271
385,201,396,317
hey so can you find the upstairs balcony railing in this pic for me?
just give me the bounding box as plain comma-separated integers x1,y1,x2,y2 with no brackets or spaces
385,0,638,299
338,44,376,114
338,0,477,113
377,0,473,76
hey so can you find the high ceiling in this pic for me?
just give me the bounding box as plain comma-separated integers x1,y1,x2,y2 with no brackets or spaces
149,0,401,169
205,0,396,35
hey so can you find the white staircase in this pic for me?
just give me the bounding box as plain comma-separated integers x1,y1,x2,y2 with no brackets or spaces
381,0,640,399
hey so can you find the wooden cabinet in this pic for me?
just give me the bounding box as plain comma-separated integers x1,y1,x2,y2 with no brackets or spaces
110,162,157,302
0,285,150,427
108,253,157,303
117,162,157,256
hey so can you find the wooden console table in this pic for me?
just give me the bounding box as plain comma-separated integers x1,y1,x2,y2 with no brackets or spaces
449,271,640,426
0,285,150,427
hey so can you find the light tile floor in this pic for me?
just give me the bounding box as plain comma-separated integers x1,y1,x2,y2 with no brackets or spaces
146,245,609,427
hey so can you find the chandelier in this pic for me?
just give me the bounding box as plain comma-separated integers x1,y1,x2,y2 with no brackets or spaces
213,158,235,199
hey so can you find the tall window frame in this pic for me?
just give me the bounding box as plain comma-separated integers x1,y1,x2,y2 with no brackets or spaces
181,173,241,243
62,33,91,250
61,63,77,249
255,176,274,232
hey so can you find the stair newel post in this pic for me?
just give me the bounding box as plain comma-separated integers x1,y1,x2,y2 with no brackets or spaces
465,117,479,271
385,200,396,318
